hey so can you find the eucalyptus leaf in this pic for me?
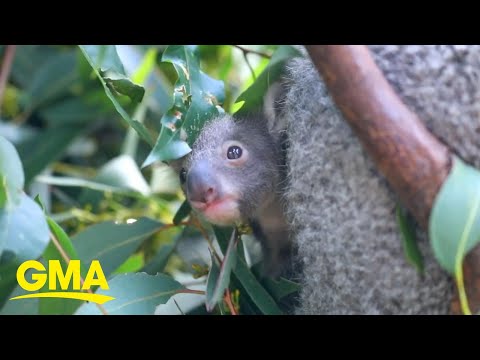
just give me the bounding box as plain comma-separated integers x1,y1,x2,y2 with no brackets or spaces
16,125,84,185
101,70,145,103
142,230,183,275
173,200,191,225
113,253,144,274
235,45,302,115
11,46,57,88
205,229,238,312
74,273,185,315
0,193,49,306
143,45,225,166
80,45,126,74
233,258,283,315
430,157,480,274
0,135,24,208
73,217,164,277
396,205,424,274
0,284,39,315
24,51,78,110
78,46,153,147
78,154,151,208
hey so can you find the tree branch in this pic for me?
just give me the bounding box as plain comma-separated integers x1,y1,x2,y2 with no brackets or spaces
305,45,451,229
0,45,16,116
49,232,109,315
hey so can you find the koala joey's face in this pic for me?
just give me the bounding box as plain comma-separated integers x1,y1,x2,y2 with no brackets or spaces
178,115,280,226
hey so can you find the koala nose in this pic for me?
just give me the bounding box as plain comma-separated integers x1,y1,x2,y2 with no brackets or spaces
186,161,219,206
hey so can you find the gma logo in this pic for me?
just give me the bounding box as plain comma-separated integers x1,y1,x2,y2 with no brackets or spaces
9,260,115,304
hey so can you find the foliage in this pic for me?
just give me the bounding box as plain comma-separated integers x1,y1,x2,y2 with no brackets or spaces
0,45,301,315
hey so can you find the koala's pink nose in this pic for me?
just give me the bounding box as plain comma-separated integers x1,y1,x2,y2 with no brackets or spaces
203,187,216,204
187,161,219,206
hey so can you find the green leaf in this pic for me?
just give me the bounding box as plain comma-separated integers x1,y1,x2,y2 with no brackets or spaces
78,46,153,147
101,70,145,103
34,195,45,211
213,226,234,254
131,47,158,85
24,51,78,110
0,193,49,261
74,273,185,315
0,135,24,208
430,157,480,274
0,177,6,209
261,277,301,302
0,193,49,306
39,218,93,315
141,230,183,275
205,229,238,312
39,94,114,126
143,45,225,166
251,264,301,302
47,217,81,261
173,200,191,225
0,284,39,315
113,253,145,275
16,125,84,185
73,217,164,277
235,45,302,115
233,258,283,315
11,46,57,88
80,45,126,75
396,205,424,274
78,154,151,208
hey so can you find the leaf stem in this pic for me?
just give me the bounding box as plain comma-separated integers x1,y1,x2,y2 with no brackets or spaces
224,288,238,315
176,289,205,295
49,232,109,315
0,45,16,117
233,45,272,59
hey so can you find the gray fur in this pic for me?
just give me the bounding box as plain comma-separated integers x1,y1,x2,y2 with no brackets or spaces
285,45,480,314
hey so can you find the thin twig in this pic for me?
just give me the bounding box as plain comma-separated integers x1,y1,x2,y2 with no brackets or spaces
190,216,222,263
173,299,185,315
224,289,238,315
0,45,17,117
49,232,109,316
243,52,257,81
233,45,272,59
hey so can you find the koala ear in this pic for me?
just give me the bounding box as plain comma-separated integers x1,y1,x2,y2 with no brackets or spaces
263,81,288,137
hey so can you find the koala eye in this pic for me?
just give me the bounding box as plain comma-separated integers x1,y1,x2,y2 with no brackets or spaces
179,168,187,184
227,145,243,160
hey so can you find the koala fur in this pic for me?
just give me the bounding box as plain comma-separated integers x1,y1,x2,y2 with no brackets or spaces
285,45,480,314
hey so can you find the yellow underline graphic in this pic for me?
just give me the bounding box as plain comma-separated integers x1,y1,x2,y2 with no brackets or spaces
9,292,115,304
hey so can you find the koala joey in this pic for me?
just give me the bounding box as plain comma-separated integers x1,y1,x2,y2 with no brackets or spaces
175,84,291,278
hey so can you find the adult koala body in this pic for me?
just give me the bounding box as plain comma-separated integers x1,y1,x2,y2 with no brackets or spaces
285,45,480,314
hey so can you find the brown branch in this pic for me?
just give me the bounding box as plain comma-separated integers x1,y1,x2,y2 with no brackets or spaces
233,45,272,59
49,232,109,315
305,45,451,229
0,45,16,116
224,289,238,315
